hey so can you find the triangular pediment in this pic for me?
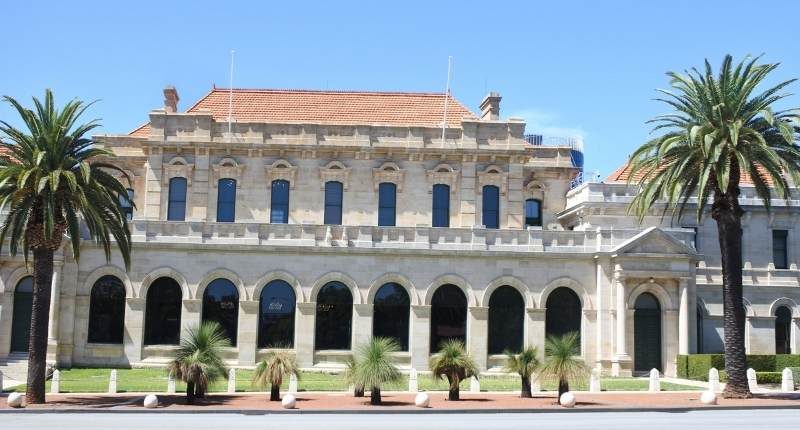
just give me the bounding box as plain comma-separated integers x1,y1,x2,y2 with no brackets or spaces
613,227,697,256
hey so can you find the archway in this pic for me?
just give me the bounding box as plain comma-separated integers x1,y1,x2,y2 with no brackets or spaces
144,277,183,345
10,276,33,352
634,292,662,373
545,287,582,343
488,286,524,354
258,279,296,348
430,284,467,352
372,283,410,351
775,306,792,354
202,278,239,345
88,275,126,344
315,281,353,350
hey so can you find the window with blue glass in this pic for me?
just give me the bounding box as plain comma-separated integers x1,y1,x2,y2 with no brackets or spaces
119,188,134,221
524,199,542,227
482,185,499,229
324,181,343,225
216,178,236,222
432,184,450,227
270,180,290,224
378,182,396,226
167,177,187,221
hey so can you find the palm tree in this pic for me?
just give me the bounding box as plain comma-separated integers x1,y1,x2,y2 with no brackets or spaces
344,356,365,397
353,337,402,405
0,90,132,404
429,339,478,401
252,351,300,401
538,333,588,404
504,346,540,398
168,322,230,405
627,55,800,398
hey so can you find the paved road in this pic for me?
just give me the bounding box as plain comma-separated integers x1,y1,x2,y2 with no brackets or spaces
2,409,798,430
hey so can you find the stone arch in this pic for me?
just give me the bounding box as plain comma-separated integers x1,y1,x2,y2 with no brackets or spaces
324,160,347,170
367,273,419,306
482,164,504,174
432,163,455,173
310,271,362,304
167,156,190,166
696,297,710,316
253,270,305,303
138,267,190,300
769,297,799,318
481,276,533,308
540,277,593,310
424,274,477,307
627,281,675,311
196,268,248,301
4,266,32,294
83,265,135,298
219,157,239,168
742,297,756,317
377,161,401,172
270,159,294,169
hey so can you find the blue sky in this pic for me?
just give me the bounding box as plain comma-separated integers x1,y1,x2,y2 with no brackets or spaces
2,1,799,177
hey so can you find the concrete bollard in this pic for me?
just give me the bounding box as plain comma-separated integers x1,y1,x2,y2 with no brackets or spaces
408,368,418,393
747,368,758,392
708,368,720,392
782,368,795,392
469,375,480,393
167,373,176,394
288,373,298,394
648,368,660,392
51,369,60,394
228,368,236,393
589,368,601,393
530,375,541,393
108,370,118,394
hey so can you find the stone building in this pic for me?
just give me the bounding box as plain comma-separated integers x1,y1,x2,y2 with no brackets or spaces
0,86,797,377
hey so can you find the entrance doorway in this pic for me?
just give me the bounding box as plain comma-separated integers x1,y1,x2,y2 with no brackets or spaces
633,292,661,374
10,276,34,353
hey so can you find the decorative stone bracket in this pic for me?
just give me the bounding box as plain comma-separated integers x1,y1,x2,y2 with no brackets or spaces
373,162,405,191
265,159,298,189
477,165,508,195
163,157,195,186
212,157,246,188
426,163,459,194
319,161,351,190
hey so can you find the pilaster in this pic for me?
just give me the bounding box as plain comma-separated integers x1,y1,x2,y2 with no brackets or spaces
295,302,316,368
410,305,431,371
468,306,489,370
237,300,259,365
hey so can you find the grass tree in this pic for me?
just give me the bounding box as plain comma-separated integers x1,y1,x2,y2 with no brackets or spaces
344,356,365,397
252,351,300,401
429,339,478,401
539,332,588,404
627,55,800,398
504,346,540,398
0,90,132,404
168,322,230,405
354,337,402,405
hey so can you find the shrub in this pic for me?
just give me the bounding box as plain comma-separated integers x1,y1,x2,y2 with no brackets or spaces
789,367,800,389
755,371,783,384
746,355,776,372
677,355,688,379
687,354,725,381
775,355,800,370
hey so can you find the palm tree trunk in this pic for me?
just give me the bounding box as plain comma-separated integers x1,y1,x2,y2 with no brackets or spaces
270,384,281,401
196,384,205,398
521,375,532,398
713,193,751,399
448,376,460,401
370,386,381,405
557,379,569,404
186,381,195,405
354,384,364,397
25,248,54,405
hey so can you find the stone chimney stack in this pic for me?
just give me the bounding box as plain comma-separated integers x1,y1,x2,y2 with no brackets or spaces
479,92,501,121
163,86,179,113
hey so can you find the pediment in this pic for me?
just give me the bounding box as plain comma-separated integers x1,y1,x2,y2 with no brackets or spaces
613,227,697,256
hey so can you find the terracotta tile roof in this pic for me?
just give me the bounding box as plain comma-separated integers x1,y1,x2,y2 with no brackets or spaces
0,146,13,158
606,160,771,186
129,88,477,136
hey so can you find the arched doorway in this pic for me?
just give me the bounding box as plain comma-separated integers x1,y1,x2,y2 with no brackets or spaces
258,280,296,348
202,278,239,345
430,284,467,352
488,286,524,354
545,287,582,343
775,306,792,354
315,282,353,350
373,283,410,351
10,276,34,352
634,292,662,373
87,275,126,344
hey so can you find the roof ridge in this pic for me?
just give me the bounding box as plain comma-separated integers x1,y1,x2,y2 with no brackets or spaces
207,87,452,97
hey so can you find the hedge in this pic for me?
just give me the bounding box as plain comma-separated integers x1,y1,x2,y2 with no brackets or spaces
756,372,783,384
679,354,800,381
776,355,800,369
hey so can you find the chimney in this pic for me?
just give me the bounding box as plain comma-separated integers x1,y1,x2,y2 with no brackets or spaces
479,92,501,121
163,86,179,113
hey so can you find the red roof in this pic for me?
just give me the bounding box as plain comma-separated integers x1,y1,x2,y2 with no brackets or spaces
606,160,770,186
129,88,477,137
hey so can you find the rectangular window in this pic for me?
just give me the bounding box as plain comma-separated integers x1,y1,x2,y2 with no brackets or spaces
217,178,236,222
324,181,343,225
773,229,788,269
119,188,134,221
378,182,396,227
432,184,450,227
524,199,542,227
167,177,187,221
482,185,499,229
270,180,290,224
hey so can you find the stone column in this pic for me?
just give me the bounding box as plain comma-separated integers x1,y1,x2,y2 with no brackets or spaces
792,317,800,355
664,309,679,377
468,306,488,371
612,273,631,376
526,308,546,360
123,297,145,363
678,278,690,356
353,304,373,350
238,300,259,366
410,305,431,371
47,263,64,363
295,302,316,368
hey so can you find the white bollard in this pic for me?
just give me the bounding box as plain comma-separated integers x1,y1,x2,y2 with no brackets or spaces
747,368,758,392
167,374,176,394
589,368,601,393
143,394,159,408
469,376,480,393
530,375,541,393
288,373,298,394
51,369,60,394
559,391,576,408
7,392,24,408
108,370,118,394
700,390,717,405
781,368,795,392
408,368,418,393
708,368,720,392
281,393,296,409
414,392,430,408
228,368,236,393
648,368,660,392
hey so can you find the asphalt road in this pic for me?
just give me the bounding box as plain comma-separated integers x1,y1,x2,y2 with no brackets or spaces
2,409,798,430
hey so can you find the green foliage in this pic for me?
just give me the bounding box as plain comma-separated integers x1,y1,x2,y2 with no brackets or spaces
538,332,589,398
429,339,478,400
168,322,230,398
251,351,299,391
687,354,726,381
788,367,800,388
775,354,800,369
677,355,689,378
746,355,776,372
755,372,783,384
684,354,800,380
0,89,133,267
353,337,402,404
504,346,540,379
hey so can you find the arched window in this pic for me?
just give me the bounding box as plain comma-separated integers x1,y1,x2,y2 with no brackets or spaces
545,287,581,343
482,185,499,229
144,277,182,345
378,183,396,227
258,280,296,348
488,286,524,354
10,276,34,352
775,306,792,354
524,199,542,228
202,279,239,345
315,282,352,350
324,181,343,225
696,305,705,353
217,178,236,222
432,184,450,227
88,275,126,344
120,188,134,221
634,293,662,372
373,283,410,351
430,284,467,352
270,180,290,224
167,177,187,221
